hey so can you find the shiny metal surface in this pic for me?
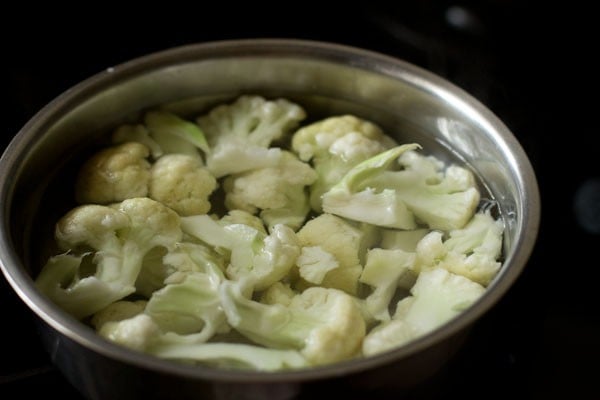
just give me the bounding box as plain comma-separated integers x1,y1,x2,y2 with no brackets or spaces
0,39,540,399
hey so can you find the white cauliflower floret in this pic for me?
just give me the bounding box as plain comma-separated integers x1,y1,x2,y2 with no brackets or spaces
359,248,416,321
362,268,484,356
295,213,365,295
415,211,504,286
322,144,420,229
75,142,151,204
149,154,217,216
401,268,484,335
219,210,267,234
36,198,182,319
180,215,301,291
291,115,397,212
220,282,365,365
362,319,414,357
197,95,306,177
323,146,480,230
370,150,481,230
223,151,317,230
296,246,340,285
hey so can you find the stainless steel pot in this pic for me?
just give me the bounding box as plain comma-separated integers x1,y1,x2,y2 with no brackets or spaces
0,39,540,400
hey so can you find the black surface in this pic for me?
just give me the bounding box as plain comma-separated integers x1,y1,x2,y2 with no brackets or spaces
2,2,599,399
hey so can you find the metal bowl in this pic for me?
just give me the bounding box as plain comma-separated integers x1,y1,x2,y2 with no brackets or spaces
0,39,539,399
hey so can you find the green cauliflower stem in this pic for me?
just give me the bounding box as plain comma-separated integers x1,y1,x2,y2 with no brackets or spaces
149,154,217,216
144,110,209,158
75,142,151,205
219,281,365,365
291,115,397,212
197,95,306,177
322,144,421,229
223,151,317,231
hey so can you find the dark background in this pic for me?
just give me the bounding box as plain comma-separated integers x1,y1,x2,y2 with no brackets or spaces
2,2,599,399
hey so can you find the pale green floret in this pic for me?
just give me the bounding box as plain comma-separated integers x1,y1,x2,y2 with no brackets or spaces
362,268,484,356
295,214,365,295
369,150,480,230
149,154,217,216
36,198,182,319
415,211,504,286
362,319,414,357
401,268,484,335
75,142,151,204
145,110,209,158
112,124,163,159
360,248,416,321
220,282,365,365
223,151,317,231
291,115,397,212
197,95,306,177
180,215,300,291
146,272,228,341
296,246,340,285
36,253,134,320
322,144,421,229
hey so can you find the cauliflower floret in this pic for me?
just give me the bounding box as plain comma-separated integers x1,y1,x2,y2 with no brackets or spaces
291,115,397,212
296,246,340,285
219,210,267,234
415,211,504,286
322,146,480,231
223,151,317,230
197,95,306,177
75,142,151,204
180,215,301,291
295,213,365,295
362,268,484,356
36,198,182,319
322,144,420,229
359,248,416,321
149,154,217,216
369,150,481,230
220,282,365,365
